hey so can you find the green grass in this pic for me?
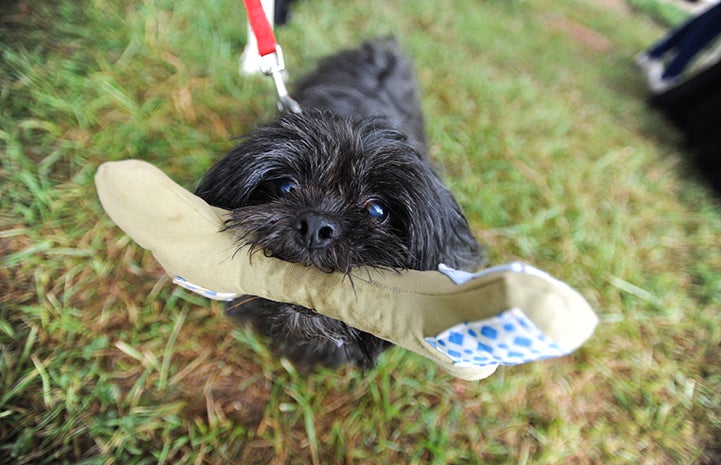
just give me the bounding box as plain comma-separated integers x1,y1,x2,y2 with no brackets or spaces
627,0,691,27
2,0,720,463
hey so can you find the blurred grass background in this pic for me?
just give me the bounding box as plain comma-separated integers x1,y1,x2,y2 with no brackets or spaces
2,0,720,463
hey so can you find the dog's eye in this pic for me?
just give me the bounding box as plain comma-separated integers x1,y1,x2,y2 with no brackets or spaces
278,180,298,196
365,200,388,222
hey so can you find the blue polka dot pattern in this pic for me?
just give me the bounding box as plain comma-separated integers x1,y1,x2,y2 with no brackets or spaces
173,276,239,301
425,308,569,367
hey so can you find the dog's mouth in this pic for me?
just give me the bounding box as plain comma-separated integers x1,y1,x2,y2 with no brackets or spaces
253,241,354,275
228,221,355,275
225,202,414,278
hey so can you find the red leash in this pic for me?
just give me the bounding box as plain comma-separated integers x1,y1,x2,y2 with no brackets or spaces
242,0,301,113
242,0,277,56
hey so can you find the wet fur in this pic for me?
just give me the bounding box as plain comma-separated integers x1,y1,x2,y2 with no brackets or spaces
195,39,484,369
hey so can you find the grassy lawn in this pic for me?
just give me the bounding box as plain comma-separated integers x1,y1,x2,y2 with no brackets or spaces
2,0,720,463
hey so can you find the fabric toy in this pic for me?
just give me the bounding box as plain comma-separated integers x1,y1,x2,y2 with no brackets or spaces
95,160,598,380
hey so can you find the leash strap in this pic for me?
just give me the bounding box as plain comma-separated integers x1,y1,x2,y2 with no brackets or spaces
243,0,277,56
242,0,301,113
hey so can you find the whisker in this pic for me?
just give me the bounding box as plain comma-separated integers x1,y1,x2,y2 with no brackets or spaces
226,295,262,312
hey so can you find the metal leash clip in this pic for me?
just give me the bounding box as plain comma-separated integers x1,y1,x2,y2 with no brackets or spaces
258,45,302,114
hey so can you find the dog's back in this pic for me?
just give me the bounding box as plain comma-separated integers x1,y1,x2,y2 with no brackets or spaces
292,38,427,155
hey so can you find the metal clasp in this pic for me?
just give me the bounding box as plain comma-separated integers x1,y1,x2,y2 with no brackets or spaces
258,45,302,114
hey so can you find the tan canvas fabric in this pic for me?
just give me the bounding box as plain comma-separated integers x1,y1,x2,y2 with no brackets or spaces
96,160,598,380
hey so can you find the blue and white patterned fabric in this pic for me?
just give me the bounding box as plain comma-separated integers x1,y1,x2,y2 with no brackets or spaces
172,276,239,301
425,307,570,367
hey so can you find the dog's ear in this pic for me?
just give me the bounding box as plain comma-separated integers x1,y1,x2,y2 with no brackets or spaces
195,138,282,210
412,178,485,272
437,190,485,271
195,146,251,209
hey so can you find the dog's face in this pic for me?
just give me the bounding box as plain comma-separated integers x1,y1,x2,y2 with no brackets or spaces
195,111,482,368
197,111,482,274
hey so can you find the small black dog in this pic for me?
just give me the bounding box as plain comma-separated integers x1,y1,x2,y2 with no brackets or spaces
196,39,483,369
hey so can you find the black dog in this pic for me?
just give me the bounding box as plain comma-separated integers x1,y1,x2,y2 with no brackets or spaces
196,39,483,369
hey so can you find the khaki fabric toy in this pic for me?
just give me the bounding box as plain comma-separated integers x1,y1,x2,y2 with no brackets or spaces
95,160,598,380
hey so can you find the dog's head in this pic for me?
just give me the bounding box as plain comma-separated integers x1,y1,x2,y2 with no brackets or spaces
196,110,482,273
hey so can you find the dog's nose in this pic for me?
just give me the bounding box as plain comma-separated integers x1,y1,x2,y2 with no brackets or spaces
295,212,340,250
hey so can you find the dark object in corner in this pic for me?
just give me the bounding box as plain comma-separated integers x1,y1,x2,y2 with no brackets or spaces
650,58,721,197
274,0,296,26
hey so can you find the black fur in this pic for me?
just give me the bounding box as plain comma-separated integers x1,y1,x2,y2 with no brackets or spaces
195,39,484,369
